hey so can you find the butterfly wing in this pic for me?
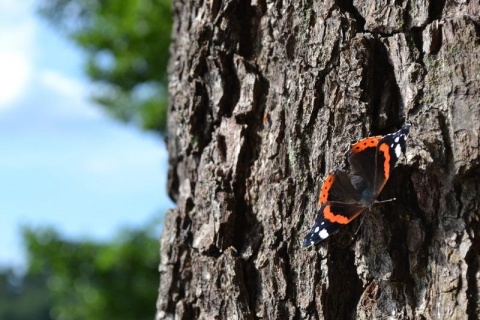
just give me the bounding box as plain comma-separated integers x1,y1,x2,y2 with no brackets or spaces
303,169,365,247
346,124,410,196
318,169,363,204
303,203,366,247
345,135,382,190
372,124,410,194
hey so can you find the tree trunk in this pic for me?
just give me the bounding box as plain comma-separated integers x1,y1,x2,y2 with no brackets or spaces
157,1,479,319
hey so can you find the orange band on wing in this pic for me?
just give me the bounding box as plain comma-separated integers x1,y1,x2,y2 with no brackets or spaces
323,205,366,225
350,136,382,153
318,173,335,205
378,143,391,179
323,205,349,224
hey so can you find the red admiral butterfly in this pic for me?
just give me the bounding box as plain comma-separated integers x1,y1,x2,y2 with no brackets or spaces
303,124,411,247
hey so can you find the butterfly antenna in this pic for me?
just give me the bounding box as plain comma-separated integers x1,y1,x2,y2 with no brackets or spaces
375,198,396,204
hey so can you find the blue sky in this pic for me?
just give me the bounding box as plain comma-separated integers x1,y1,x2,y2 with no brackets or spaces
0,0,173,269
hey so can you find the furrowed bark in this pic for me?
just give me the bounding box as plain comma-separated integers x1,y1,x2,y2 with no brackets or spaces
157,1,480,319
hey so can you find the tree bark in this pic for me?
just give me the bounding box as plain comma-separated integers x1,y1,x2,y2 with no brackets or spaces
157,1,480,319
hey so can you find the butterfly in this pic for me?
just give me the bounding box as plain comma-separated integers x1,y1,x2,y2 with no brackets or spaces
303,124,410,247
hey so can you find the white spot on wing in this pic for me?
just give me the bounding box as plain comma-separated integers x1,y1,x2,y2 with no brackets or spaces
320,221,324,225
319,229,329,239
314,226,320,233
395,136,399,143
395,144,402,158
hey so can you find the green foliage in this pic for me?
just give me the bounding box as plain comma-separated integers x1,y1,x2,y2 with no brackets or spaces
37,0,172,133
0,268,52,320
22,221,161,320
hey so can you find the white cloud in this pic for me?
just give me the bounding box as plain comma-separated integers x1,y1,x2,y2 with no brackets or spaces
40,69,85,97
0,0,30,13
0,52,31,109
39,69,103,120
0,0,100,119
0,0,35,110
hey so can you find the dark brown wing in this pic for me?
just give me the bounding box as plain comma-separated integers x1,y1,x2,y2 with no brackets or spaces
345,136,382,190
304,169,366,247
318,169,363,205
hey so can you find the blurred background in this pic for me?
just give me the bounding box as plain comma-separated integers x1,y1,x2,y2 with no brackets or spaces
0,0,172,318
